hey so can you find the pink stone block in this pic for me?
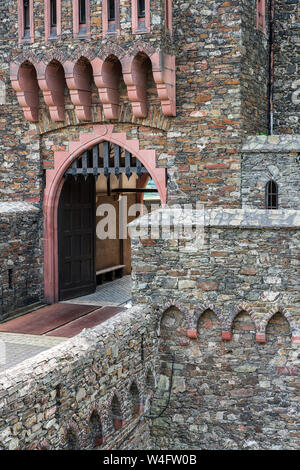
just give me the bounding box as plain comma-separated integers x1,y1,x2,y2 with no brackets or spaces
187,329,197,339
221,331,232,341
256,333,266,343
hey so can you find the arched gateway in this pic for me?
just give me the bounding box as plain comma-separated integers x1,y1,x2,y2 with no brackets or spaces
43,125,167,303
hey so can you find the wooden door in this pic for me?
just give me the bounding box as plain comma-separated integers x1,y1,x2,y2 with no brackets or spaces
58,176,96,301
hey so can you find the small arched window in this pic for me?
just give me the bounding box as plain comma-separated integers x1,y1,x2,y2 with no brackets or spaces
165,0,172,34
132,0,150,33
108,0,115,21
103,0,120,36
265,180,278,209
50,0,57,30
73,0,90,37
23,0,30,37
79,0,86,27
138,0,145,18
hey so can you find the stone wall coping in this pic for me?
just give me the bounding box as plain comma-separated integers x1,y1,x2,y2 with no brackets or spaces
129,208,300,229
0,305,150,390
0,202,39,215
242,135,300,153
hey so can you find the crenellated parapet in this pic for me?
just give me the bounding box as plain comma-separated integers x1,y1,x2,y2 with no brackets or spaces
10,43,176,123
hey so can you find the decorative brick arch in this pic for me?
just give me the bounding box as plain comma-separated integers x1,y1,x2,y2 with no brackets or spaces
223,303,259,342
87,405,106,447
43,124,167,303
128,377,144,415
10,60,39,122
62,419,81,449
260,305,297,343
156,300,189,319
108,390,126,430
188,303,224,340
156,300,190,336
11,45,175,121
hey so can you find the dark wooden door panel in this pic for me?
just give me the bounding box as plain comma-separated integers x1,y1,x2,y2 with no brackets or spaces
58,176,96,301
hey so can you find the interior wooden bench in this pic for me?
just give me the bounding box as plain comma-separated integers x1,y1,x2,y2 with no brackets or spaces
96,265,126,285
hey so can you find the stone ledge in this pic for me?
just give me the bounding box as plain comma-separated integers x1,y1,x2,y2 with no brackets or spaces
0,202,39,215
242,135,300,153
129,208,300,229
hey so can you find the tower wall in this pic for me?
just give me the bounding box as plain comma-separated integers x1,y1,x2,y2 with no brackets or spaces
273,0,300,133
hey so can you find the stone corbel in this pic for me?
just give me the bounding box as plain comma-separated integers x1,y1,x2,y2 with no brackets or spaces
10,62,39,122
91,57,121,120
121,55,148,118
37,62,65,122
151,52,176,117
64,59,92,121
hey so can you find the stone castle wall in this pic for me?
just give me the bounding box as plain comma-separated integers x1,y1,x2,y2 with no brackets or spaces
0,306,157,450
152,306,298,450
130,209,300,449
0,202,42,321
273,0,300,134
241,0,269,135
0,0,298,452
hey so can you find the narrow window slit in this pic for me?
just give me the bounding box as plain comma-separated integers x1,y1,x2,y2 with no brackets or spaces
23,0,30,38
8,269,13,290
79,0,86,33
108,0,116,32
265,180,278,209
50,0,57,36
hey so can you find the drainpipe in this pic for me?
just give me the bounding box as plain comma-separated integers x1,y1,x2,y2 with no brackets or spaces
268,0,275,135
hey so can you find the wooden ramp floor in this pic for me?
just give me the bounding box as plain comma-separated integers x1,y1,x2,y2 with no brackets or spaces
0,303,124,338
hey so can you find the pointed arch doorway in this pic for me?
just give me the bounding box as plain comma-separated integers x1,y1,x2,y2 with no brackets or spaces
43,125,167,304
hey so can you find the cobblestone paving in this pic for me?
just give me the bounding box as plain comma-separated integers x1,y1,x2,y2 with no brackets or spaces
0,333,66,374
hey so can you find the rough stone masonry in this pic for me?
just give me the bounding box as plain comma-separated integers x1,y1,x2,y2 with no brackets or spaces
0,0,298,450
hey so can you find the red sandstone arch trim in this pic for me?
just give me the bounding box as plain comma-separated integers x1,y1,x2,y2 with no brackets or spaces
43,124,167,303
10,60,39,122
64,57,93,121
37,61,65,121
11,47,175,121
91,55,122,119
